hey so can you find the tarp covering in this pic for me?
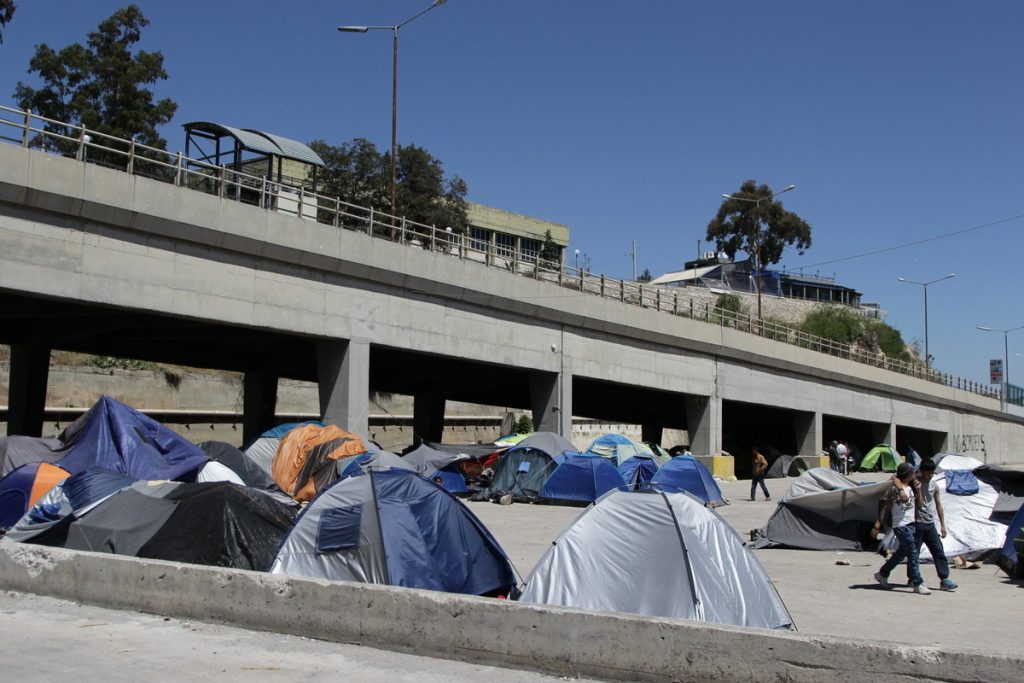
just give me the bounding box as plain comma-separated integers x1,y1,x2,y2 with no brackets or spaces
271,468,517,596
53,396,210,481
0,463,69,529
200,441,281,492
650,456,727,506
520,488,794,630
271,424,366,502
64,487,180,556
765,455,809,479
538,454,625,505
997,503,1024,579
858,444,901,472
754,468,890,550
0,435,64,476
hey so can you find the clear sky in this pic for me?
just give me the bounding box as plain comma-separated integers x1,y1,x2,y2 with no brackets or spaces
2,1,1022,387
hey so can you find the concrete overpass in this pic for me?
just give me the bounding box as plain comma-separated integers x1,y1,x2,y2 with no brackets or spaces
0,139,1019,466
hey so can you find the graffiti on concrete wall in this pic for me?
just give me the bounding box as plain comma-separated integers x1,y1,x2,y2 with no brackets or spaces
951,433,986,457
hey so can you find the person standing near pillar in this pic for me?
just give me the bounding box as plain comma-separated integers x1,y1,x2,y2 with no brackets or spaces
751,446,770,501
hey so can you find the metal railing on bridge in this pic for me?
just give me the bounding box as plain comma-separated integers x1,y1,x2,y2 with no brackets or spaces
0,105,999,401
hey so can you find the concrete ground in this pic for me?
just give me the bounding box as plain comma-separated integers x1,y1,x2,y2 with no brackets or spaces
469,471,1024,658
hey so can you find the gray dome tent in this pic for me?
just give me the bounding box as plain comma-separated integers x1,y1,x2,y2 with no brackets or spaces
519,488,794,630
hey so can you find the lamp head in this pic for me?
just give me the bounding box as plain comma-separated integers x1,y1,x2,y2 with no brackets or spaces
338,25,369,32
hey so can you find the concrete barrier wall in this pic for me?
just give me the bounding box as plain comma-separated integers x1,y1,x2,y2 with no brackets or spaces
0,543,1017,682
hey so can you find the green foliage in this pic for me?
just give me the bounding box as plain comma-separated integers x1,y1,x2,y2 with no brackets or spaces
711,293,747,326
800,306,912,361
637,268,653,282
513,414,533,434
706,180,812,268
309,138,468,236
539,229,561,266
90,355,153,371
14,5,177,150
0,0,15,43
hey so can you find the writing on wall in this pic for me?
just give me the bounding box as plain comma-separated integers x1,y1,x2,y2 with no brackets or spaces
951,433,986,457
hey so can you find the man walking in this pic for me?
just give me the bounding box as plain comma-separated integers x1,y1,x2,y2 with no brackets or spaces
751,446,770,501
916,459,958,591
875,463,931,594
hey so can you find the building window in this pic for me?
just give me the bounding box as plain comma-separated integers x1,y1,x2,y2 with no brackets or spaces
521,238,540,263
495,233,516,259
469,227,490,253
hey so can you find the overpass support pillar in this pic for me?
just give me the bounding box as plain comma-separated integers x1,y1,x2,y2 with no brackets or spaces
532,370,570,437
242,367,279,445
317,339,369,436
7,343,50,437
794,410,822,457
413,395,446,445
872,421,896,448
685,395,721,456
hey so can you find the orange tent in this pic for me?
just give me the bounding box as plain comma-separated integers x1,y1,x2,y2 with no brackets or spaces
271,424,366,502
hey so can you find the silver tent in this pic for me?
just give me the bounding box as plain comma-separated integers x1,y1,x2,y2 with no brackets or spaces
519,488,794,630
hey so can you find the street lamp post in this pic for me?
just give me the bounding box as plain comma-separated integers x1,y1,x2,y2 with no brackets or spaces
338,0,448,220
977,323,1024,411
896,273,956,370
574,248,580,273
720,184,796,321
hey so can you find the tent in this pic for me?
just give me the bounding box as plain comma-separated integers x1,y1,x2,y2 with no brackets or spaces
270,468,517,596
765,455,809,479
337,450,415,479
585,433,655,465
537,454,625,506
402,444,471,495
0,462,69,529
617,455,661,490
271,424,366,502
0,435,64,476
754,468,891,550
857,444,902,472
997,503,1024,579
488,432,579,502
519,488,794,630
649,456,727,506
242,421,323,475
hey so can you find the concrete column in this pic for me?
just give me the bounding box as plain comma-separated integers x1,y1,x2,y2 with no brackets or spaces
685,395,721,456
242,367,279,445
317,338,370,435
932,431,949,455
793,410,822,457
413,395,446,445
641,423,663,447
531,370,571,436
7,343,50,437
871,421,895,447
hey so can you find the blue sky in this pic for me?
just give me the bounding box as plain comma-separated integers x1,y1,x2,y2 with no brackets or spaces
2,1,1022,386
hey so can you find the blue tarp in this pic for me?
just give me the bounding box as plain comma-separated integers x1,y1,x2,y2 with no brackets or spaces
54,396,209,481
945,470,980,496
539,455,625,505
650,456,727,506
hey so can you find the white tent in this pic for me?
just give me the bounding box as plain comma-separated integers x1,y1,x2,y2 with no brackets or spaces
519,488,794,630
922,454,1007,560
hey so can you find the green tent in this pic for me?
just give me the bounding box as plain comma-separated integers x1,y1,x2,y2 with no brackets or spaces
858,444,902,472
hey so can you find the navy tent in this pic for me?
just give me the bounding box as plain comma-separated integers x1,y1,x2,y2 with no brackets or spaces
997,503,1024,579
539,454,625,506
402,444,471,495
54,396,209,481
650,456,727,506
270,468,517,596
618,456,660,490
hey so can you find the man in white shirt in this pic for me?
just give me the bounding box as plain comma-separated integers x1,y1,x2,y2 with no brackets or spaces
875,463,931,594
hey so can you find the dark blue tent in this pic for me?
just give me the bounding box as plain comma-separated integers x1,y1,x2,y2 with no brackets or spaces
539,454,625,505
271,468,517,596
998,503,1024,579
54,396,209,481
402,444,471,496
618,456,660,490
489,446,561,501
650,456,727,506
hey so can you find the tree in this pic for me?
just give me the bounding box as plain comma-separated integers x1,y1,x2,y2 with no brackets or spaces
309,137,389,225
637,268,653,282
539,229,561,267
14,5,177,150
0,1,15,43
706,180,812,269
800,306,913,362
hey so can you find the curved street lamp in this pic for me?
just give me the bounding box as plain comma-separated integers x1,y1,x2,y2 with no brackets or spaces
720,184,796,320
977,323,1024,411
338,0,449,220
896,273,955,369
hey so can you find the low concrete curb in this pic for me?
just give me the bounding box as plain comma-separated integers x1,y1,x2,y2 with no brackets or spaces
0,543,1016,682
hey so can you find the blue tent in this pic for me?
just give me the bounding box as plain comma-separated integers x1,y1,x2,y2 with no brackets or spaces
337,450,413,479
998,503,1024,579
650,456,727,506
271,468,517,596
585,433,655,465
53,396,209,481
402,444,471,495
618,456,660,490
489,434,577,501
539,454,625,505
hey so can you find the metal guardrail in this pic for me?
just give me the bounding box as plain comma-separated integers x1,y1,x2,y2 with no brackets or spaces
0,105,1000,400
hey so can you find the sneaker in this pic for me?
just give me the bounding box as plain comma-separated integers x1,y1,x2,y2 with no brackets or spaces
874,572,890,588
913,584,932,595
940,578,958,591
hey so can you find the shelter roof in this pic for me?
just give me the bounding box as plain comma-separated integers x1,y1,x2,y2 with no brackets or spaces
183,121,325,167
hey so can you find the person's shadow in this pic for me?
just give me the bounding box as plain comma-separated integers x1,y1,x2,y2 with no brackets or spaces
848,582,909,591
